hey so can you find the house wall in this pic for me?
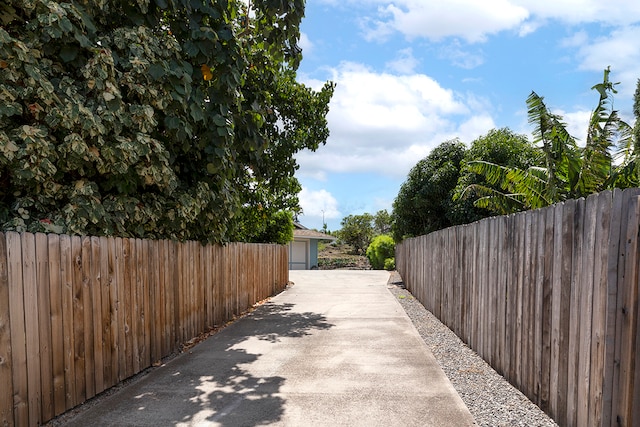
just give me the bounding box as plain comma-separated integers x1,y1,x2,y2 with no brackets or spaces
309,240,318,269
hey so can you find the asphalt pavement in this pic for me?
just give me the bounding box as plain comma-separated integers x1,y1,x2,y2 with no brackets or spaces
61,270,476,427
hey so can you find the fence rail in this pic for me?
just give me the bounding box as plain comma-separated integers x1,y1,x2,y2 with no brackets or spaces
396,188,640,427
0,232,289,426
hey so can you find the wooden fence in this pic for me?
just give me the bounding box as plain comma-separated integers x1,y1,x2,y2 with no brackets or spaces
0,232,289,426
396,188,640,427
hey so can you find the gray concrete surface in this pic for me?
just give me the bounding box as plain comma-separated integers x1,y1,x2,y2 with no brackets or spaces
62,270,476,426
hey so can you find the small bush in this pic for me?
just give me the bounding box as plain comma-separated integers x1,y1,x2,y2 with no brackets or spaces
366,235,395,270
383,257,395,271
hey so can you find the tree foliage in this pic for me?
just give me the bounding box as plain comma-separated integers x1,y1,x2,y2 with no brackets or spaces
0,0,334,243
338,213,374,255
392,139,466,241
373,209,392,235
453,128,541,223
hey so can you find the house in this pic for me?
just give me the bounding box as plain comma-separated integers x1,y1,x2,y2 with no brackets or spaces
288,222,336,270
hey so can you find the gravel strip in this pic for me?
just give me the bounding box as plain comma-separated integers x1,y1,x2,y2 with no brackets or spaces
387,271,558,427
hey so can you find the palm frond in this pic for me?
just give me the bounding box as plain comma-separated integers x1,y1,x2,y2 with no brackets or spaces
467,184,525,215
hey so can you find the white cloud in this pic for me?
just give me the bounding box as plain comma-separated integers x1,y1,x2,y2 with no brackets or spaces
515,0,640,26
297,62,497,180
385,48,419,74
362,0,530,43
556,109,591,145
560,30,589,48
344,0,640,44
298,187,341,219
439,41,485,69
570,26,640,99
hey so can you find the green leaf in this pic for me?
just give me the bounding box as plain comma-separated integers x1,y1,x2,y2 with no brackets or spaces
148,63,165,79
190,103,204,121
59,45,78,62
164,116,180,129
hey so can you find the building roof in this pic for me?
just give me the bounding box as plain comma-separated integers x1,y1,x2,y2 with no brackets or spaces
293,222,337,241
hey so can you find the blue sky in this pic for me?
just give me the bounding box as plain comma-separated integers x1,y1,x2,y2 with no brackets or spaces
292,0,640,232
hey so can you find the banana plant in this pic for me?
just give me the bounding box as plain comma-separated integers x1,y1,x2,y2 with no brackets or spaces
463,68,634,214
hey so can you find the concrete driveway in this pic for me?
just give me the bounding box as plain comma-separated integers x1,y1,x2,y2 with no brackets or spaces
61,270,475,426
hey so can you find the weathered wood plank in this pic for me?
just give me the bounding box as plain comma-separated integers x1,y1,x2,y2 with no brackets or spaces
166,241,176,352
0,234,14,426
108,237,121,386
59,234,75,409
81,236,95,400
576,195,597,427
114,237,127,383
90,236,104,395
549,202,565,421
141,239,150,368
71,235,86,405
557,200,575,425
540,205,555,414
601,189,624,427
502,216,514,381
151,240,162,363
214,244,223,328
495,218,506,377
174,241,182,347
589,191,612,426
48,234,65,417
7,232,28,425
567,198,585,427
524,211,534,399
196,240,204,334
533,209,545,406
122,237,134,379
514,212,525,389
613,195,640,426
21,232,42,425
36,233,53,423
98,237,111,392
205,243,213,328
135,238,145,372
161,240,170,356
489,219,499,370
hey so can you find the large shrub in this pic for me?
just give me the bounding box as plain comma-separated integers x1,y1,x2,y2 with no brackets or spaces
0,0,333,243
366,234,395,270
392,140,466,241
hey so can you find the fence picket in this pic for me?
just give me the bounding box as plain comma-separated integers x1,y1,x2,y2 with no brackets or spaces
0,234,14,425
7,232,28,425
36,233,53,422
91,236,104,395
81,236,95,401
48,234,65,417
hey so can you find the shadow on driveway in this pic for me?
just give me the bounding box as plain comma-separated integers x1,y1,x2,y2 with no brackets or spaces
62,301,334,427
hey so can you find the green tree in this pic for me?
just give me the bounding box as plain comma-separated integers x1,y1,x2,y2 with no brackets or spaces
0,0,334,243
373,209,392,236
392,139,466,241
366,234,395,270
338,213,374,255
453,128,542,222
463,68,632,214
